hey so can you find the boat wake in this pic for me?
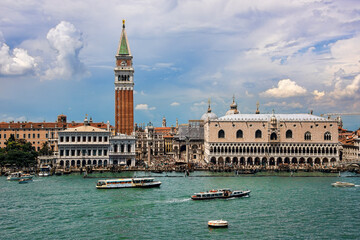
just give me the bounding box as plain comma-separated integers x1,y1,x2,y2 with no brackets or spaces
163,198,191,204
355,185,360,187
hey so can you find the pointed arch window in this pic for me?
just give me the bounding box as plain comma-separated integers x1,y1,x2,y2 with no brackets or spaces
286,130,293,139
255,130,262,139
218,130,225,138
304,131,312,141
324,132,331,141
270,132,277,140
236,130,243,138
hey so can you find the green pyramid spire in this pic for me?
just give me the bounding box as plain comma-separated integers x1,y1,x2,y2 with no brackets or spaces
119,34,129,55
117,20,131,56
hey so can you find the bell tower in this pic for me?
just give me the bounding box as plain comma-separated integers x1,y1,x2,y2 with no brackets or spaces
114,20,134,135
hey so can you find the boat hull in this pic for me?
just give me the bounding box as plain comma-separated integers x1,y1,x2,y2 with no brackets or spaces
331,182,355,187
208,224,228,228
96,182,161,189
19,179,33,184
39,172,50,177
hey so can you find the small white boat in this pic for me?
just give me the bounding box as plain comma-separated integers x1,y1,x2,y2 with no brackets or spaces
7,172,33,181
331,181,355,187
208,220,228,228
38,165,51,177
96,178,161,189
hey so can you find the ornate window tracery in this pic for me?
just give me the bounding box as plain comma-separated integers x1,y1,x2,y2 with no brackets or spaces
324,132,331,141
304,131,311,141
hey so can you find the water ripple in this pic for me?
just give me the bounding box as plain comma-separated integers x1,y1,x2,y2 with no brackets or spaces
0,174,359,239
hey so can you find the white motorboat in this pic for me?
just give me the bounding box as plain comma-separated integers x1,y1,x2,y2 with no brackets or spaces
38,165,51,177
7,172,33,181
331,181,355,187
208,220,228,228
96,178,161,189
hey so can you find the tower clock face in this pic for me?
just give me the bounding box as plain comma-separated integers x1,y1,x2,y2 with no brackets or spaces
121,60,127,66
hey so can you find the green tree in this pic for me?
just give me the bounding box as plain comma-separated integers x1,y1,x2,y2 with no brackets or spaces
3,135,38,168
39,141,53,156
0,148,6,167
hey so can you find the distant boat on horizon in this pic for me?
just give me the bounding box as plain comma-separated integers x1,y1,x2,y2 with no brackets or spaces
331,181,355,187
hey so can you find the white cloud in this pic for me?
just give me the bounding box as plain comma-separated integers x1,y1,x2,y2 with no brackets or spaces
137,62,179,71
0,114,27,122
170,102,180,106
43,21,89,80
261,79,307,98
1,0,360,129
330,74,360,99
245,91,254,97
0,41,37,75
135,104,156,111
135,104,148,110
193,101,206,106
313,90,325,100
327,35,360,75
264,101,303,109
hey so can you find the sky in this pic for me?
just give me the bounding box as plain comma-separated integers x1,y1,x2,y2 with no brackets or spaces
0,0,360,130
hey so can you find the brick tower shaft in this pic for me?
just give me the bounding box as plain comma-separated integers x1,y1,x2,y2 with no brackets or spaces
114,20,134,135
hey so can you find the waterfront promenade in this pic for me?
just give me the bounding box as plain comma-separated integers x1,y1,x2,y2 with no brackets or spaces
2,162,359,177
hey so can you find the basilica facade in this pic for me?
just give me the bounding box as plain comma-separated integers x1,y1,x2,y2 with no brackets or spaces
204,99,340,167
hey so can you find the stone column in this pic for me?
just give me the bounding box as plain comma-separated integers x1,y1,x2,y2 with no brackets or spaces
147,141,151,166
185,138,189,164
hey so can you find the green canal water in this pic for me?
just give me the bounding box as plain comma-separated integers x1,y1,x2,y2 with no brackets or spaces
1,172,359,240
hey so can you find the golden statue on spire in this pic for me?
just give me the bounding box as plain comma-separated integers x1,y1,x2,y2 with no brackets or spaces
207,98,211,113
256,101,260,114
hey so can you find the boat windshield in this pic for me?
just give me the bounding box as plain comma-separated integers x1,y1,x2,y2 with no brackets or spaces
97,181,106,186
